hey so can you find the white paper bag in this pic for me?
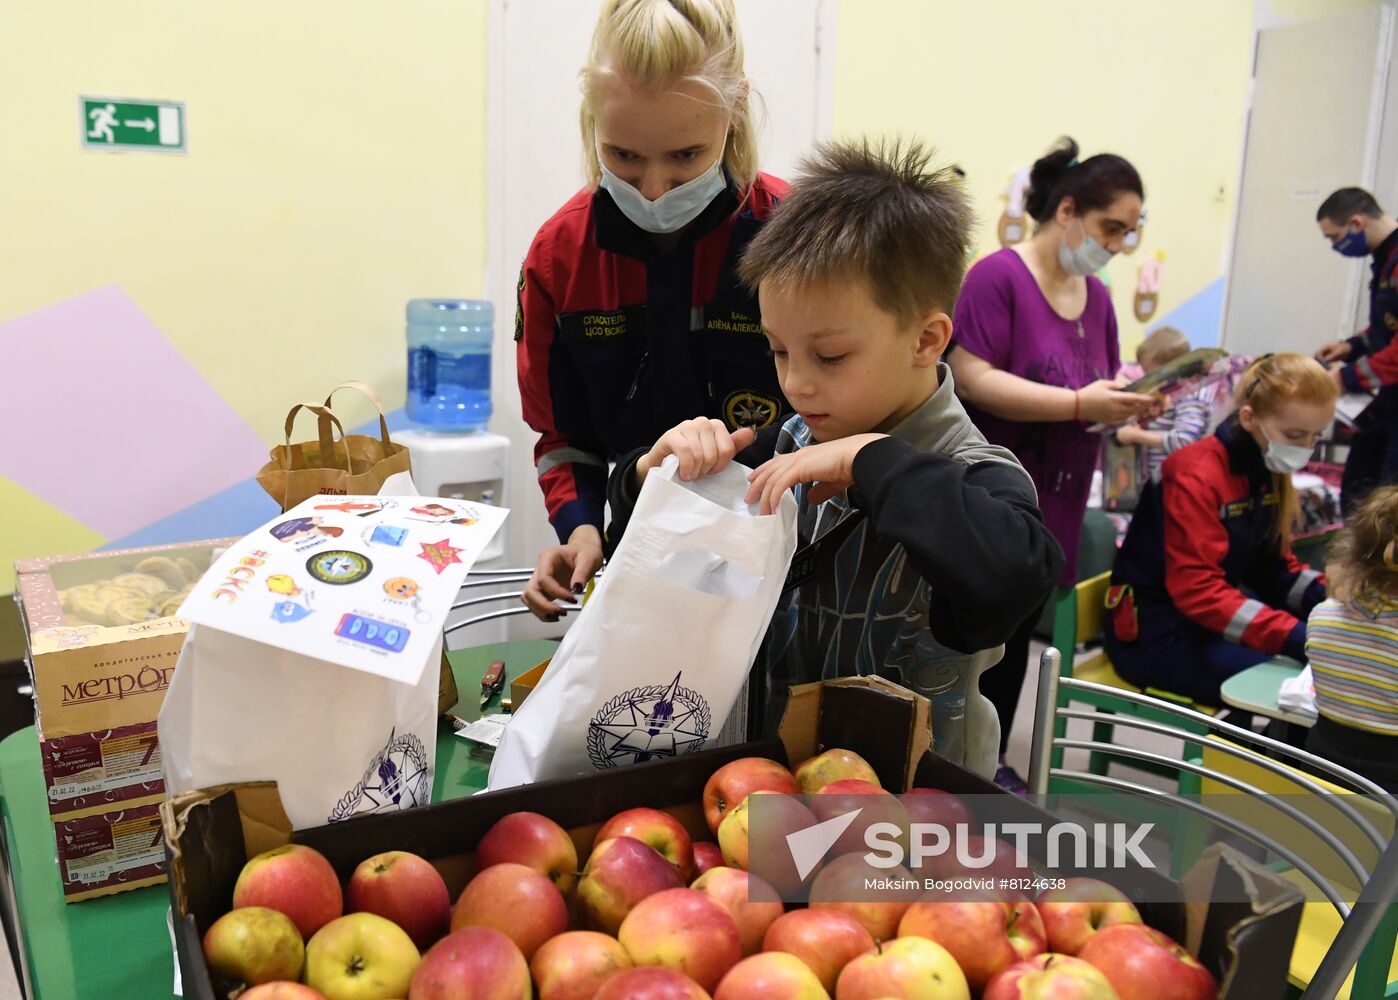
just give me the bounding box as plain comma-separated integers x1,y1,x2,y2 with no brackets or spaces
159,494,506,829
489,458,798,789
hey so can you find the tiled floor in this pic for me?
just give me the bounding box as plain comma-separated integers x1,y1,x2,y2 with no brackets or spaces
0,943,19,999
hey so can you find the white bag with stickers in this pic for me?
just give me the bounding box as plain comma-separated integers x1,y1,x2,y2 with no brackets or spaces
488,458,797,789
158,495,506,829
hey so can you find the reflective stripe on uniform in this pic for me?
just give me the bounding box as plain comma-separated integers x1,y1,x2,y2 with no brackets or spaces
537,448,608,478
1224,598,1266,643
1357,357,1378,390
1287,568,1321,612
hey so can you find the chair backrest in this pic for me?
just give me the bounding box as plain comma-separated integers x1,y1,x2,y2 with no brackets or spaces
1029,648,1398,998
1051,570,1112,656
1075,571,1112,644
1201,738,1396,898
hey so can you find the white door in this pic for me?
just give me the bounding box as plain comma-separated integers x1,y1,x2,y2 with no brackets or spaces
485,0,832,637
1221,5,1395,358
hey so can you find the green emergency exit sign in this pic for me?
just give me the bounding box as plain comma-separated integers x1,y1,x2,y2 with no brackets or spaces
81,97,185,152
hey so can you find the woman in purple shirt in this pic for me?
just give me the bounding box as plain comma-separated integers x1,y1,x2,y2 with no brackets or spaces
949,138,1152,791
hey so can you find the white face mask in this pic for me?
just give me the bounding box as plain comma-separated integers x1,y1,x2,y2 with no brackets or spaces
1058,218,1115,276
597,144,728,234
1260,429,1315,475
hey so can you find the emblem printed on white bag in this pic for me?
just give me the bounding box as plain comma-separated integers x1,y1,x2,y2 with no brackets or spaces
586,672,712,769
327,728,431,823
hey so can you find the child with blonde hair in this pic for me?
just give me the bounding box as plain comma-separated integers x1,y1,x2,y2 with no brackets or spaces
518,0,790,620
1305,485,1398,790
1116,326,1212,483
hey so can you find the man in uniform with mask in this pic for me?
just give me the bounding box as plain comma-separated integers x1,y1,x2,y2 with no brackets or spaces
1314,187,1398,512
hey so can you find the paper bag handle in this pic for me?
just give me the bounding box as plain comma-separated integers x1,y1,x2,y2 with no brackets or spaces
321,380,393,450
282,403,353,473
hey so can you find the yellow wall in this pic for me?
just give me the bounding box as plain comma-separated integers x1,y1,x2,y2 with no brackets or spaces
0,1,488,438
831,0,1255,358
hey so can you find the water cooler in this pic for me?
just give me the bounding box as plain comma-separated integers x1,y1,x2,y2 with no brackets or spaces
401,299,513,645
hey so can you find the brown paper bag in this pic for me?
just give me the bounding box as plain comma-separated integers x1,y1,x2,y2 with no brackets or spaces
253,382,456,713
256,381,413,512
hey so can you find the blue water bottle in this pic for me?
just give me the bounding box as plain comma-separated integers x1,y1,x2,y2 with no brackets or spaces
406,299,493,431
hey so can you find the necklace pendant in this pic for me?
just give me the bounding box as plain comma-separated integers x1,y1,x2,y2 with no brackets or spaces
1076,320,1085,338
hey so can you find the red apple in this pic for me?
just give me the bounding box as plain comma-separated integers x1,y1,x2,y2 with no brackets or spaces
983,953,1120,1000
897,899,1046,991
347,851,451,950
691,867,784,956
808,853,918,942
304,912,420,1000
594,968,713,1000
819,779,883,796
762,909,875,993
693,842,724,879
704,758,800,835
618,888,742,993
530,930,633,1000
203,906,305,990
717,790,820,895
233,843,344,940
240,985,327,1000
577,836,685,935
793,749,880,795
597,807,696,883
714,952,830,1000
834,936,970,1000
1036,878,1143,956
914,834,1028,884
451,861,568,960
1077,924,1217,1000
408,926,530,1000
899,788,974,832
475,811,580,895
813,781,910,859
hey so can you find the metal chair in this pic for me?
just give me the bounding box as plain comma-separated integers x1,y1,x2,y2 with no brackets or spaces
1049,572,1221,784
1031,647,1398,998
443,566,603,635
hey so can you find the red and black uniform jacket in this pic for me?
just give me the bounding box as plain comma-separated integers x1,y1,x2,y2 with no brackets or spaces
1110,417,1325,660
1339,227,1398,395
516,174,790,542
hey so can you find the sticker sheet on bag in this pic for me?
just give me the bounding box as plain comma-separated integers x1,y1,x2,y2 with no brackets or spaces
178,495,507,683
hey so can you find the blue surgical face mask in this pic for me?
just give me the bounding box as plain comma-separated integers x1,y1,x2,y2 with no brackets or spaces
1333,226,1369,258
1059,218,1115,276
597,144,728,234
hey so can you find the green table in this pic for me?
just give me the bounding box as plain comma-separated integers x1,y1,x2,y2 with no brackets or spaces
0,640,555,999
1219,657,1316,728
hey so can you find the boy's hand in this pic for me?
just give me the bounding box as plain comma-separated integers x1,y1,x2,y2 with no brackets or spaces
746,434,887,514
1115,424,1151,446
522,524,602,621
637,418,756,484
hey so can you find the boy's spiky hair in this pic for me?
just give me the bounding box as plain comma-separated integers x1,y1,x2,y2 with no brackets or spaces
737,137,974,324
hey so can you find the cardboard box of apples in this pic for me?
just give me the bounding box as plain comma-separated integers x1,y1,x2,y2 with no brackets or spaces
163,677,1303,1000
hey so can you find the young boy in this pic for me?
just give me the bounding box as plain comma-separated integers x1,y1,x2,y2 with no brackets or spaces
604,139,1064,778
1115,326,1212,483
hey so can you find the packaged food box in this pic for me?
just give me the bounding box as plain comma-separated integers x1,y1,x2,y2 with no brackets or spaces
15,537,234,900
